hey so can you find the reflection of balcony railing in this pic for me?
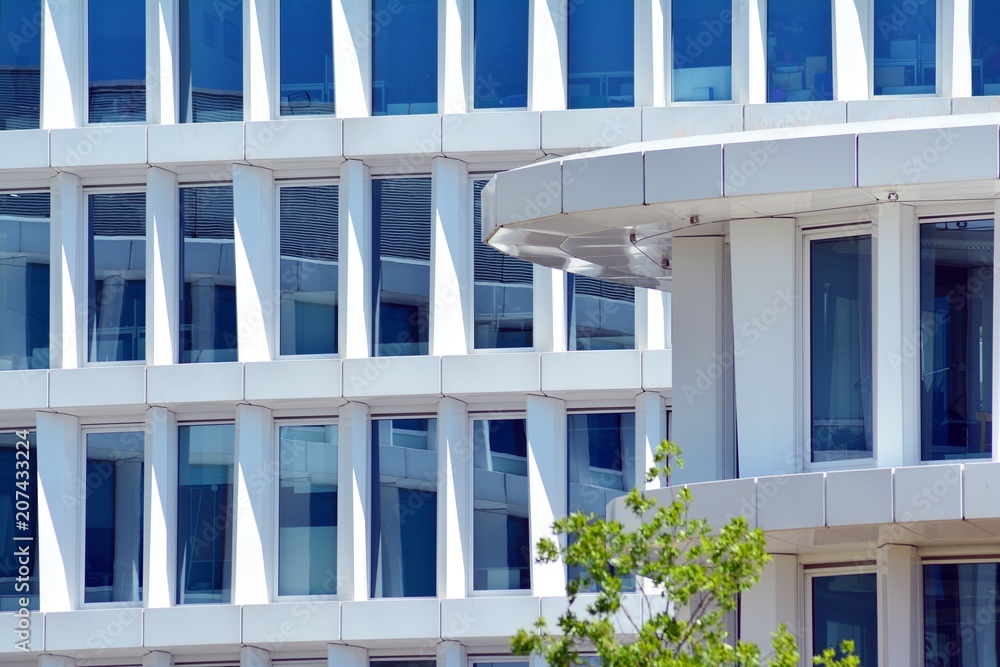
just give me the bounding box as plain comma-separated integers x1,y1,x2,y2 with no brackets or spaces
0,68,40,130
473,566,530,591
89,81,146,123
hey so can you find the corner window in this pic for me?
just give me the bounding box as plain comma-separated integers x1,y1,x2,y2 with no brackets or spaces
88,0,146,123
873,0,936,95
179,0,243,123
279,0,334,115
0,193,50,370
0,431,38,610
568,275,635,350
567,0,634,109
0,0,40,130
924,561,1000,664
473,0,528,109
766,0,832,102
809,572,878,665
973,0,1000,96
671,0,733,102
372,0,437,115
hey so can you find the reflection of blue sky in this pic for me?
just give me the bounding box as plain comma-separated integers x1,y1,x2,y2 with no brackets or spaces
280,0,333,109
89,0,144,83
373,0,437,114
0,0,40,67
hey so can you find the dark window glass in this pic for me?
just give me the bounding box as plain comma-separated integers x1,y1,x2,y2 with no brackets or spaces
924,562,1000,664
0,0,40,130
671,0,732,102
974,0,1000,95
177,423,234,604
373,179,431,357
180,187,237,363
567,412,634,515
88,0,146,123
473,0,528,108
372,0,437,115
84,431,144,604
278,424,338,596
873,0,936,95
767,0,832,102
811,574,877,666
569,275,634,350
810,236,873,463
0,193,50,370
567,0,634,109
920,220,994,461
371,418,437,598
280,0,334,115
0,431,37,611
473,180,532,349
473,419,529,591
89,193,146,362
280,186,338,356
179,0,243,122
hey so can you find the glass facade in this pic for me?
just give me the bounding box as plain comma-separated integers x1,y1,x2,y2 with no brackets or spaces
88,0,146,123
0,193,50,370
278,424,338,596
177,423,234,604
766,0,833,102
811,573,877,666
920,220,994,461
473,0,529,109
569,275,634,350
374,178,431,357
179,0,243,123
372,0,437,115
567,0,634,109
973,0,1000,95
473,418,530,591
88,192,146,363
671,0,732,102
84,431,144,604
873,0,936,95
924,562,1000,664
809,236,873,463
371,418,437,598
280,186,338,356
280,0,334,115
0,0,40,130
473,180,532,349
0,431,37,611
180,186,237,363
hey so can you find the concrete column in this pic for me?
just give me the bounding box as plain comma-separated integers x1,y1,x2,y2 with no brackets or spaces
50,172,86,369
328,645,367,667
878,544,919,666
733,0,766,104
245,0,276,121
739,554,798,652
834,0,871,100
437,640,467,667
241,646,271,667
41,0,84,128
636,288,669,350
943,0,972,97
526,394,567,597
635,0,667,107
430,157,471,355
149,0,178,124
440,0,470,113
147,167,180,365
36,412,81,611
339,160,372,358
338,402,371,600
529,0,568,110
143,652,173,667
437,397,470,599
635,392,666,491
534,266,568,352
144,407,178,608
234,165,276,362
233,405,275,604
334,0,372,117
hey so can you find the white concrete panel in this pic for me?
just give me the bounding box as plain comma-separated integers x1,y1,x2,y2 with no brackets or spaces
878,544,919,667
50,172,85,369
234,405,274,605
44,608,143,651
723,135,856,197
442,112,541,155
962,462,1000,519
339,160,372,359
234,165,276,362
41,0,84,128
526,395,567,596
635,391,666,490
342,356,441,398
338,402,370,601
562,153,643,213
540,594,643,635
953,97,1000,114
533,265,568,353
541,108,642,152
641,106,743,140
148,0,178,125
640,349,672,390
245,0,275,122
893,465,963,523
146,363,244,404
441,353,541,395
825,468,893,526
430,158,470,356
739,554,798,652
329,645,368,667
147,123,245,164
857,125,999,187
684,478,757,528
343,115,442,158
145,408,177,608
743,102,847,130
756,473,825,531
833,0,869,101
437,397,470,599
244,359,343,401
495,161,562,225
644,145,723,204
528,0,567,110
0,130,50,170
50,366,146,407
245,118,343,162
846,98,952,123
0,370,48,409
51,126,147,168
144,606,242,647
147,167,179,366
540,350,642,392
243,602,342,646
440,596,540,639
440,0,469,114
36,412,81,612
341,599,441,640
0,612,42,653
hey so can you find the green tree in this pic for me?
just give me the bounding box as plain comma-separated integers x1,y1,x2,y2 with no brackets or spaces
511,441,860,667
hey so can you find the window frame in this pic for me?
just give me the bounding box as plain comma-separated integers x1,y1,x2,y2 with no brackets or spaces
868,0,941,98
803,564,879,664
919,556,1000,665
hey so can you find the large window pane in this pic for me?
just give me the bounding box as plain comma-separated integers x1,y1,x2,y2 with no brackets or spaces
973,0,1000,95
810,236,873,463
767,0,832,102
0,0,40,130
177,424,234,604
569,275,634,350
280,0,334,115
374,179,431,357
0,431,37,611
371,418,437,598
874,0,936,95
85,431,144,604
473,0,528,109
89,193,146,362
567,0,634,109
280,186,338,356
473,180,532,349
179,0,243,122
372,0,437,115
811,574,877,666
278,425,338,596
924,562,1000,664
920,220,994,461
567,412,634,516
473,419,529,591
88,0,145,123
671,0,732,102
0,193,50,370
180,187,237,363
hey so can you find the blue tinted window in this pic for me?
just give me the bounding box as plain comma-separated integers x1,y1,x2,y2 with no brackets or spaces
371,418,437,598
672,0,732,101
89,193,146,363
567,412,634,514
180,187,237,363
567,0,633,109
278,425,338,596
473,0,528,108
280,186,338,356
925,563,1000,664
473,180,532,348
767,0,832,102
811,574,877,665
974,0,1000,95
373,179,431,357
0,0,40,130
177,424,234,604
0,193,50,370
179,0,243,122
874,0,936,95
473,419,529,591
372,0,437,115
0,432,37,611
88,0,145,123
920,220,993,461
280,0,334,115
569,275,634,350
85,431,144,604
810,236,873,463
